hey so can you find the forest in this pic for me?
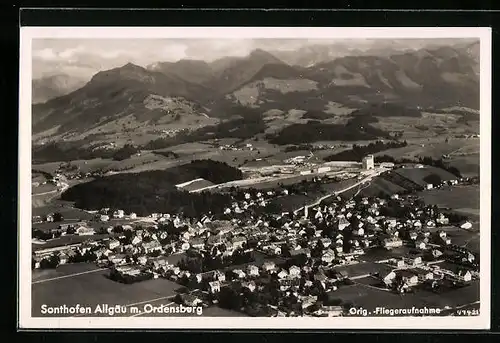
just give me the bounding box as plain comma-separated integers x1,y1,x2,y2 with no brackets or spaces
267,116,391,145
325,140,408,162
60,160,241,217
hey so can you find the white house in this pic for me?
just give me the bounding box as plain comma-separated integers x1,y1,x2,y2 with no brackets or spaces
132,236,143,245
353,227,365,236
262,261,277,273
415,240,427,250
76,226,95,236
384,237,403,249
320,238,332,248
338,217,350,231
108,239,120,250
242,281,257,292
400,271,419,287
113,210,125,219
383,271,397,286
289,265,301,278
322,249,336,264
460,221,473,230
247,265,260,277
459,270,473,282
277,270,289,279
209,281,221,293
142,241,162,253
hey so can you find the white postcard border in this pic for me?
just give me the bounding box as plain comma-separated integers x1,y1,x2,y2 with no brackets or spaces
18,26,492,330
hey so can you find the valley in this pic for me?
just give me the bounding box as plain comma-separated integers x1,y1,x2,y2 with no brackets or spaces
29,38,482,320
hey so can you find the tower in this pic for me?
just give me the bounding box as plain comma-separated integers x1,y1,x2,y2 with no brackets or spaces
362,155,374,170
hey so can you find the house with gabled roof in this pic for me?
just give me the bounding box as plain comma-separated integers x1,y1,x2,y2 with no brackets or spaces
142,240,162,253
277,269,289,279
337,217,350,231
209,280,221,293
247,265,260,277
322,249,336,264
232,269,246,279
262,261,277,273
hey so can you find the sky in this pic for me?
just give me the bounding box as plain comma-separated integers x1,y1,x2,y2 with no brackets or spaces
31,38,476,80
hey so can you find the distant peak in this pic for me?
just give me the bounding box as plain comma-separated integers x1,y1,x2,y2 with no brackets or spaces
122,62,143,70
250,48,271,56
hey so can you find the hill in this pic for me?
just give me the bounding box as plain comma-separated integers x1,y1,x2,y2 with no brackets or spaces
147,59,215,84
32,43,480,148
394,166,458,187
219,44,479,113
305,45,479,109
267,117,391,145
32,63,217,144
32,73,88,104
60,160,242,217
205,49,288,94
342,166,458,199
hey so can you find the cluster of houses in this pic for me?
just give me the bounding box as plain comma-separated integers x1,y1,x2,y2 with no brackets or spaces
379,255,476,294
218,143,256,151
32,170,479,316
223,190,280,214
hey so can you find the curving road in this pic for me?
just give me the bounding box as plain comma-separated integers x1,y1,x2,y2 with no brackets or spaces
294,168,387,214
33,181,69,197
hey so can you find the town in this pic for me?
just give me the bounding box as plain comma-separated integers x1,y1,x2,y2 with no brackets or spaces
32,156,480,317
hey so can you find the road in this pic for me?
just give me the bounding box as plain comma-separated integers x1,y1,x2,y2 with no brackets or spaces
189,170,347,193
294,168,387,214
32,267,108,284
32,181,69,197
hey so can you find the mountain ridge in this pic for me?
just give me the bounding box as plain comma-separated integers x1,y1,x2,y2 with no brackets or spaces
32,43,480,148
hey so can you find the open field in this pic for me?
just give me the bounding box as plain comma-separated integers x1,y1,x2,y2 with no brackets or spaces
32,263,184,317
394,167,458,187
428,226,479,253
32,199,96,219
34,158,113,175
32,263,103,282
346,176,406,198
334,261,394,278
270,178,361,211
360,246,416,263
103,151,166,172
32,233,115,251
374,138,479,160
447,154,480,177
32,183,57,194
418,185,480,214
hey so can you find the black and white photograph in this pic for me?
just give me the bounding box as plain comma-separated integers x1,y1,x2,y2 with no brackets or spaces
18,27,491,329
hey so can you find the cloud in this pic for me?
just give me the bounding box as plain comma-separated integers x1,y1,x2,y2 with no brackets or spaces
100,50,128,59
31,38,474,81
33,48,58,60
158,43,188,61
59,46,85,59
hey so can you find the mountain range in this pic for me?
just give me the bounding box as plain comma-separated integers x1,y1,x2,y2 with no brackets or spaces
32,73,89,104
32,41,480,146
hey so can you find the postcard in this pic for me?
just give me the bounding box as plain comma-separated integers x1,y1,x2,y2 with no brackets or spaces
18,26,491,330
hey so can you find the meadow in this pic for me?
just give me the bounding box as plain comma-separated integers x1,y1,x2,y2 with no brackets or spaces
32,263,183,317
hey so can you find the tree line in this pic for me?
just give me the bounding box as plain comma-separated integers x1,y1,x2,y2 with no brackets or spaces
325,140,407,162
60,160,241,217
375,155,462,178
